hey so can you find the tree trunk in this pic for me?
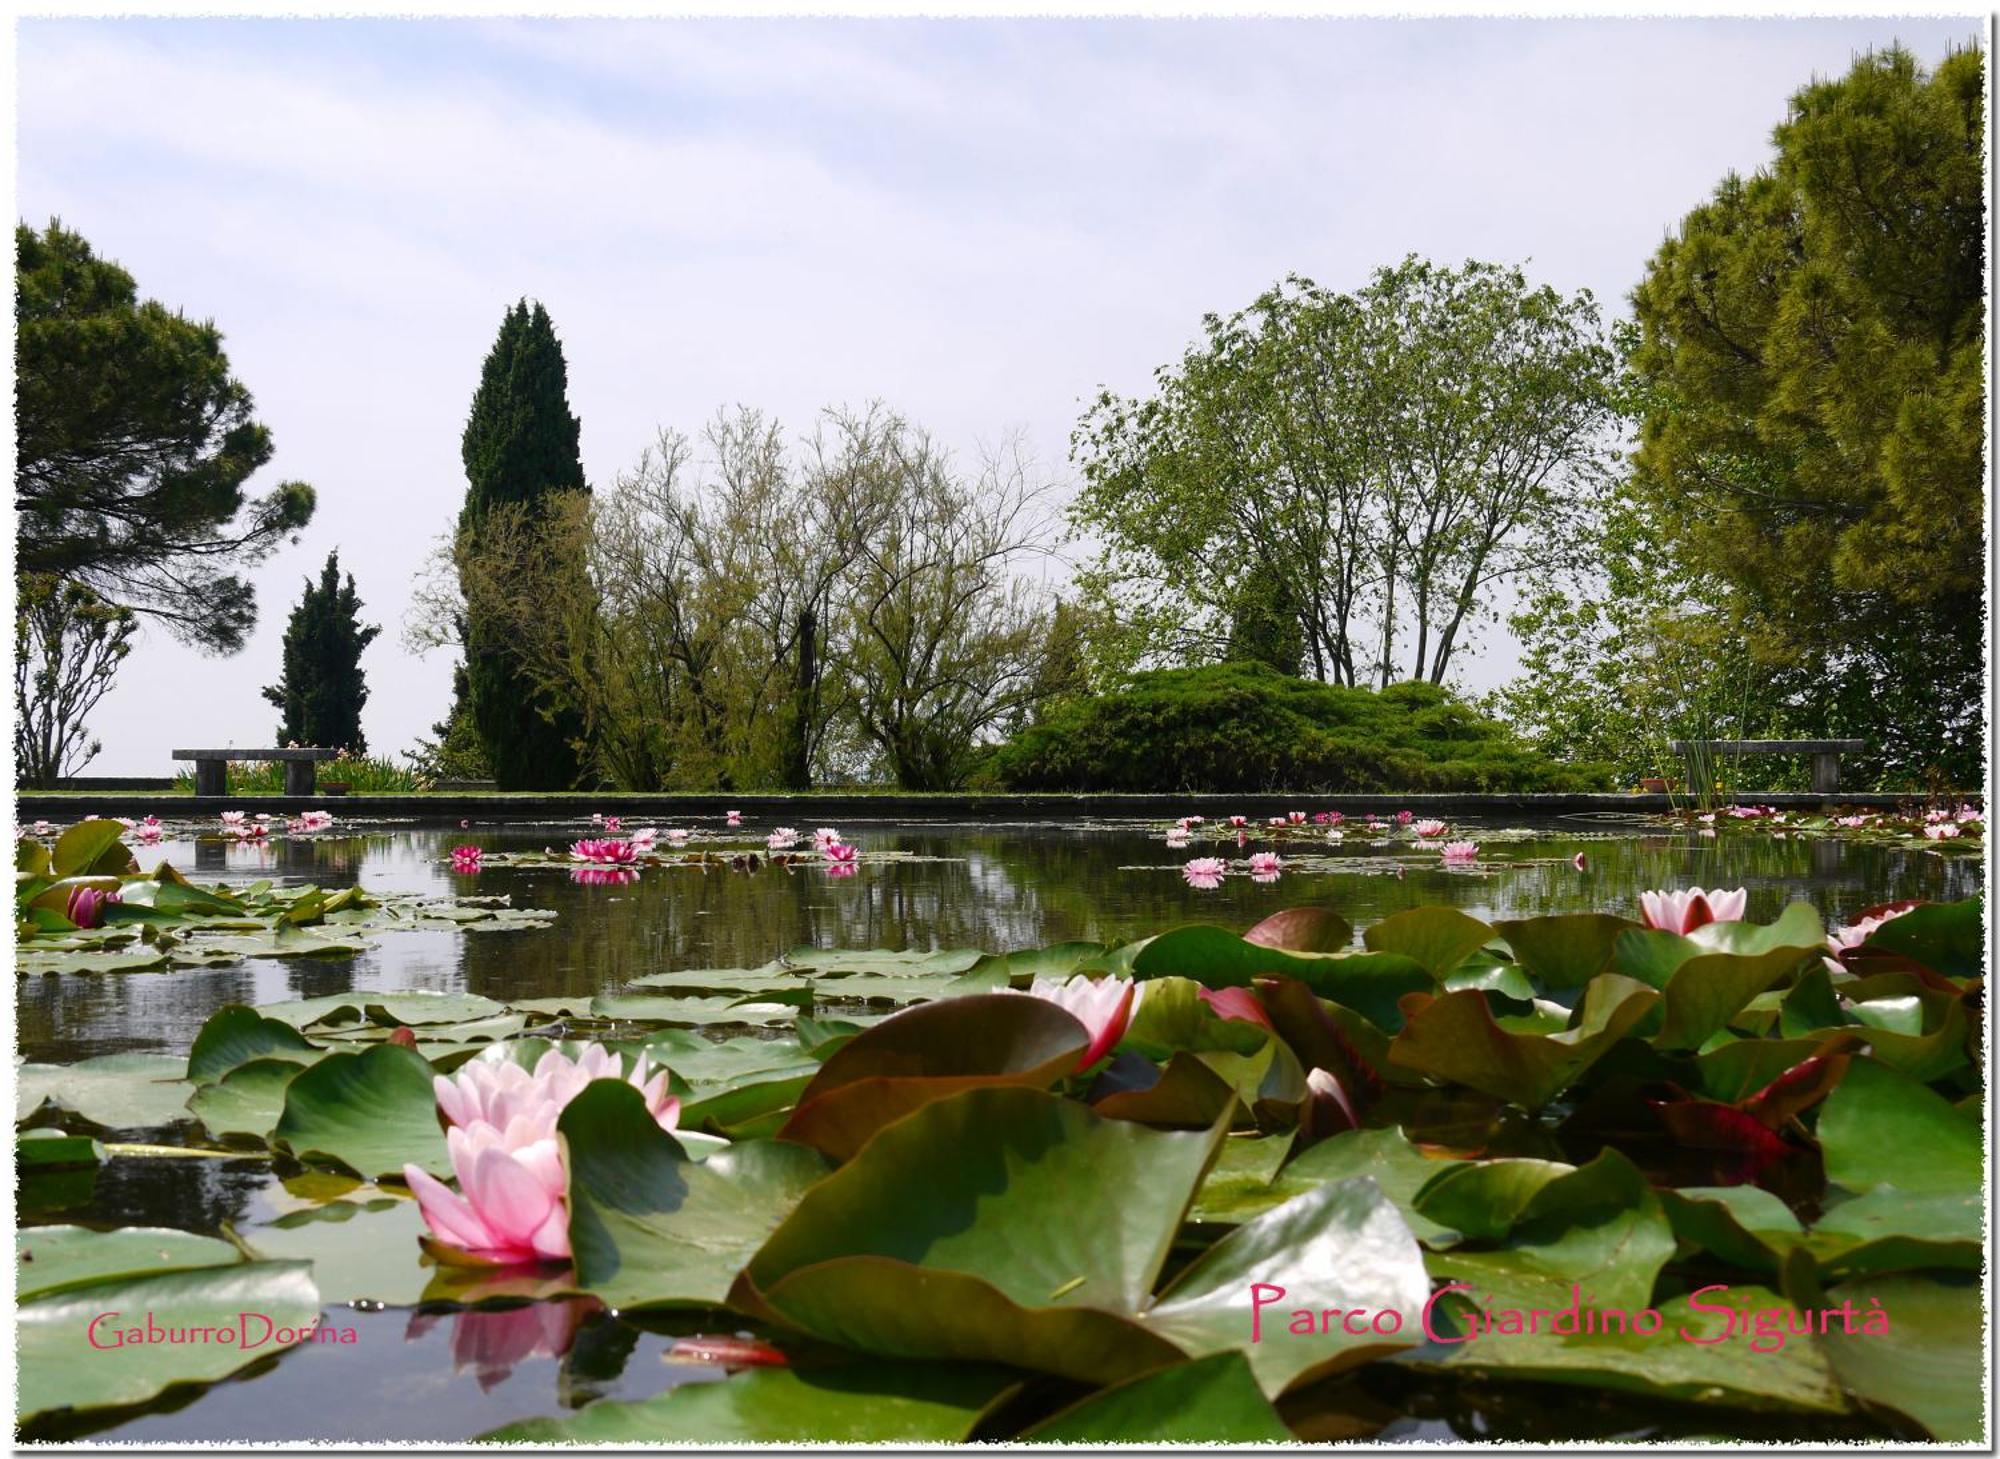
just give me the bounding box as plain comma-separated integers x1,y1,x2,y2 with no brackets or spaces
782,608,816,790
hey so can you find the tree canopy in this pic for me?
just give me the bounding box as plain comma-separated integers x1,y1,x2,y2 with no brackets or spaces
262,551,379,752
15,220,314,654
456,300,591,790
1070,258,1618,690
1622,43,1984,782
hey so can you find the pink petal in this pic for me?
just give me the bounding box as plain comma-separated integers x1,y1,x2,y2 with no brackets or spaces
405,1163,499,1253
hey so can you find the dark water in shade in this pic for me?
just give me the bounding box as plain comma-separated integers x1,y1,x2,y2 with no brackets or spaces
14,815,1981,1443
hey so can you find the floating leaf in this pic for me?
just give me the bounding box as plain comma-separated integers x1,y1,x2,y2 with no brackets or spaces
1816,1274,1983,1440
1362,906,1495,977
187,1057,310,1140
240,1193,433,1307
1144,1176,1432,1397
1022,1351,1292,1442
19,1260,322,1421
17,1225,243,1302
17,1054,194,1130
1493,913,1639,989
1816,1058,1980,1195
1244,908,1352,954
483,1362,1020,1444
1387,975,1659,1109
776,995,1087,1161
560,1080,830,1309
186,1005,320,1083
273,1044,449,1178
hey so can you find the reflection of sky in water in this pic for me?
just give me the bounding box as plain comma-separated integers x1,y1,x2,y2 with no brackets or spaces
19,817,1981,1065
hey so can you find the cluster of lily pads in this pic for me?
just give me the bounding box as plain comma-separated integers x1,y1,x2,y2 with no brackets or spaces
15,856,1983,1442
448,822,932,884
1666,803,1984,852
15,821,553,974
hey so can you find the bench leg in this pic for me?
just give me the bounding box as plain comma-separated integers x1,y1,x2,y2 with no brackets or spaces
1812,752,1840,795
285,760,317,797
194,760,226,797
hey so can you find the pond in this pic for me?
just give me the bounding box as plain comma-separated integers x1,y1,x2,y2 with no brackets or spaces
16,812,1984,1443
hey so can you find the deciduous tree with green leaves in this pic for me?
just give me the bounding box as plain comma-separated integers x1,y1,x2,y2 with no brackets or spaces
13,574,136,788
1624,43,1984,785
15,221,314,653
262,551,379,752
1070,259,1617,690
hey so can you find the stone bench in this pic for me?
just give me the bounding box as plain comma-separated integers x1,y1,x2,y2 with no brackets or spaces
1668,739,1868,795
173,748,340,797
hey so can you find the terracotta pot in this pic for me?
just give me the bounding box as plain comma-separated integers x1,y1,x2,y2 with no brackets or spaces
320,782,351,797
1640,777,1669,793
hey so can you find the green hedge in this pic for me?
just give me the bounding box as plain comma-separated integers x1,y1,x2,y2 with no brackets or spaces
984,662,1604,793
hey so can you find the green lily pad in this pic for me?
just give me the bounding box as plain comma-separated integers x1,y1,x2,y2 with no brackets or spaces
1243,907,1353,954
185,1005,320,1083
590,993,806,1028
1424,1150,1674,1312
776,995,1088,1161
52,819,137,879
560,1080,830,1309
744,1087,1223,1383
1191,1127,1459,1245
1806,1187,1983,1277
17,1129,103,1172
1413,1159,1576,1243
16,1225,243,1302
187,1057,311,1140
1362,906,1495,977
1410,1282,1850,1415
1856,897,1982,979
272,1043,449,1178
1493,913,1639,990
482,1361,1021,1443
17,1054,195,1130
1145,1175,1433,1397
19,1260,322,1421
1653,946,1818,1050
1660,1185,1805,1274
256,990,508,1028
1131,926,1432,1030
1387,975,1659,1110
1816,1274,1983,1440
1816,1058,1980,1195
1022,1351,1292,1442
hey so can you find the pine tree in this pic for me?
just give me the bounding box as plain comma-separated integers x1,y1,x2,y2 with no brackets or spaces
456,300,591,789
262,551,379,750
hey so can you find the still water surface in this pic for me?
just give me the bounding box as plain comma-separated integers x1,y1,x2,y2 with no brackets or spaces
16,814,1980,1442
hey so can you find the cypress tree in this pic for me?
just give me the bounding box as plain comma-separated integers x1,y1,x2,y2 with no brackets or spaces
262,550,378,750
456,300,590,789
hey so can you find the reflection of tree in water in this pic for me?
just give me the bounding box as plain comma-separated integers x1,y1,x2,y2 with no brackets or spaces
56,1150,272,1236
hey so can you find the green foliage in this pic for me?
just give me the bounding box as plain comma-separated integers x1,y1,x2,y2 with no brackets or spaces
15,221,314,653
14,573,136,787
170,749,426,794
407,663,492,782
456,300,590,790
985,661,1604,792
1069,258,1617,689
1622,45,1985,786
261,551,379,752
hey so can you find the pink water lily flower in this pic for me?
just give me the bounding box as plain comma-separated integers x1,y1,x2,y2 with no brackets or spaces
1228,815,1247,828
1572,852,1588,871
451,845,483,872
726,810,742,827
1247,851,1282,878
33,820,52,836
220,811,245,825
1288,810,1306,824
1197,985,1272,1030
1924,823,1961,841
825,842,859,867
1412,819,1448,839
1183,856,1226,889
571,837,640,865
1266,816,1287,829
1021,974,1140,1069
1165,828,1191,848
1834,815,1869,829
66,885,121,929
812,827,842,851
1826,905,1912,959
407,1046,680,1266
1395,810,1414,825
1639,887,1748,934
767,827,799,850
1439,841,1479,863
627,827,659,851
1955,805,1982,824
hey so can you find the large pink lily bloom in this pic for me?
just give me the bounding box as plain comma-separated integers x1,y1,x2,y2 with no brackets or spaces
1639,887,1748,934
1021,973,1140,1070
405,1045,680,1265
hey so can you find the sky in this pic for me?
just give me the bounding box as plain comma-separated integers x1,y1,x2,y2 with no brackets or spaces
15,15,1983,775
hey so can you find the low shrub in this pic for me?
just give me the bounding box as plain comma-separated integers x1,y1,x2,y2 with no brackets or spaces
983,661,1607,793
